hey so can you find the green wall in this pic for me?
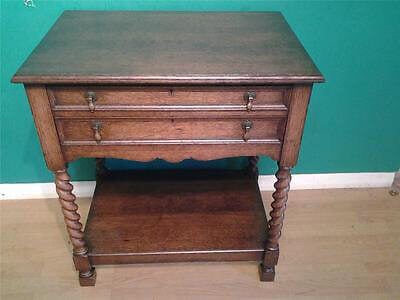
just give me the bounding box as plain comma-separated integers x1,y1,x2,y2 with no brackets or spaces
1,1,399,183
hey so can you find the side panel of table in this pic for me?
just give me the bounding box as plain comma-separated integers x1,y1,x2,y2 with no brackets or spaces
260,85,312,281
24,85,97,286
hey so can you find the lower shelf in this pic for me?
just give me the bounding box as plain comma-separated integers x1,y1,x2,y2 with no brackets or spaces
85,169,267,265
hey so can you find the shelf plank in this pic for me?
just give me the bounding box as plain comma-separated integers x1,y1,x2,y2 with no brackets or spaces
85,170,267,264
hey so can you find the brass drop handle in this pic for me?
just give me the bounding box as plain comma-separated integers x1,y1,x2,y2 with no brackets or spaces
242,120,253,142
244,91,256,111
91,121,102,144
85,91,97,112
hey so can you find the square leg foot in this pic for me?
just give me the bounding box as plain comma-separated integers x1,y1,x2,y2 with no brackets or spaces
259,264,275,282
79,268,96,286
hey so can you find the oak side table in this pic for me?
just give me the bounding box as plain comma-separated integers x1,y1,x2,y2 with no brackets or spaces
12,11,324,286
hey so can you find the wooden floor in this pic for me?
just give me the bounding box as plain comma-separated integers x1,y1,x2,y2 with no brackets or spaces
1,188,399,299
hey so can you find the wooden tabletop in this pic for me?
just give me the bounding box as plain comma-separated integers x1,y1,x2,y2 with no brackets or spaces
12,11,324,85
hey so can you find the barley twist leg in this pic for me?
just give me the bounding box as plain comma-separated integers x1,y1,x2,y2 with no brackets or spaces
55,169,96,286
259,164,291,281
95,158,108,181
248,156,259,178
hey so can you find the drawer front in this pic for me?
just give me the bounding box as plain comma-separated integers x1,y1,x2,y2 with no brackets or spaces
57,118,285,145
48,86,286,111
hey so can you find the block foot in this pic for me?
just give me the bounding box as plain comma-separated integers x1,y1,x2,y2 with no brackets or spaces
259,264,275,282
79,268,96,286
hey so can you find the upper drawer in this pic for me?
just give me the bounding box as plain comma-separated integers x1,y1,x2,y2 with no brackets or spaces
48,86,287,111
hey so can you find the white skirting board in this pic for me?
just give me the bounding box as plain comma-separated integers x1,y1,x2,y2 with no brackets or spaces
0,172,395,200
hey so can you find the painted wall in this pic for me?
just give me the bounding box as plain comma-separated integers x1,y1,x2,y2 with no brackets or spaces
1,0,399,183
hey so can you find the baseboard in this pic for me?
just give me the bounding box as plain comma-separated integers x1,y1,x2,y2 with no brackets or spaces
0,172,395,200
258,172,395,191
0,181,96,200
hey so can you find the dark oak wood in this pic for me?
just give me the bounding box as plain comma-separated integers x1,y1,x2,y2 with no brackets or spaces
260,163,292,281
62,143,282,164
85,170,267,264
12,11,323,85
54,169,96,286
95,158,108,180
48,86,286,110
56,118,285,144
13,11,324,286
248,156,260,178
24,85,65,171
53,109,288,119
280,86,313,167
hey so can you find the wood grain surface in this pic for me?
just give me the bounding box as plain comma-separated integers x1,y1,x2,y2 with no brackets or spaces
85,170,267,264
62,143,282,163
12,11,324,84
280,85,312,167
24,85,65,171
56,118,285,143
49,86,286,108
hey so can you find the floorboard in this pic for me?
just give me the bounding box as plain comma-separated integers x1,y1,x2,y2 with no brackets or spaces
1,188,399,299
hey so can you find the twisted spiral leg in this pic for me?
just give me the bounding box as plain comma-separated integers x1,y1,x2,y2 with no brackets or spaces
95,158,108,180
248,156,259,178
55,169,96,286
259,164,291,282
267,166,291,250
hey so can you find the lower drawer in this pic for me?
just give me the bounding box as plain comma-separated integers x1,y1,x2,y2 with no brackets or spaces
56,118,285,145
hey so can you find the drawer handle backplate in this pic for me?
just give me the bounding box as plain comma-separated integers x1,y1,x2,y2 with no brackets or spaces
91,121,102,144
244,91,256,111
242,120,253,142
85,91,97,112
